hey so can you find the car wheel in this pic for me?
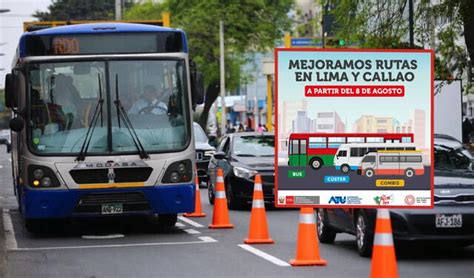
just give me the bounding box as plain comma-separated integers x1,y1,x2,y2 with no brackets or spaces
405,168,415,178
317,209,337,244
365,168,374,178
341,164,350,174
158,214,177,227
356,210,373,257
226,183,242,210
207,179,215,205
309,157,323,170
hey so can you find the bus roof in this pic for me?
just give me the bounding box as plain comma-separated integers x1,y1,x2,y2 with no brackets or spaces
289,133,414,140
18,23,187,58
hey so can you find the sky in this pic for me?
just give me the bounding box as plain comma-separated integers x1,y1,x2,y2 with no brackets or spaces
0,0,52,88
277,50,432,147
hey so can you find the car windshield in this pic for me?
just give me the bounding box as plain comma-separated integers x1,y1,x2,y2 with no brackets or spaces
28,59,189,155
434,143,473,172
233,135,274,157
193,123,208,143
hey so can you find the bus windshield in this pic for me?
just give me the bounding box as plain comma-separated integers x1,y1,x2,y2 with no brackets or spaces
28,59,189,155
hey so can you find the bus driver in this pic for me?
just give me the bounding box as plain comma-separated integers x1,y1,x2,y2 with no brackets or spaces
128,85,168,115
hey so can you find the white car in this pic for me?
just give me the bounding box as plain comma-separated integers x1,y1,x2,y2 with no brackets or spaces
0,129,11,152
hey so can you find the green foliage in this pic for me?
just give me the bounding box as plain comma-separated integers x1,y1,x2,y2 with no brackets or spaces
125,0,292,91
124,2,164,20
331,0,473,84
33,0,117,21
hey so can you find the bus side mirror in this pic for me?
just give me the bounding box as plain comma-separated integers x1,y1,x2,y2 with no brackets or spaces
10,117,24,132
4,73,17,108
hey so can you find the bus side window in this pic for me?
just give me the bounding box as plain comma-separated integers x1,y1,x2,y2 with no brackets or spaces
338,150,347,157
400,156,406,162
350,148,358,157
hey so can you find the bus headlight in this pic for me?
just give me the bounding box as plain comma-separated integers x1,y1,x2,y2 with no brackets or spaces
170,172,180,183
177,163,186,174
28,165,61,188
41,177,52,187
33,169,44,179
233,166,257,179
161,159,193,184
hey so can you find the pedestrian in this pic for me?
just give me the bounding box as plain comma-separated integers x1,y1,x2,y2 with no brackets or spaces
463,118,472,144
238,123,244,132
257,124,264,132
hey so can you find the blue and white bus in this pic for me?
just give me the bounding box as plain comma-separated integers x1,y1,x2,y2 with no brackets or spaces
4,22,204,232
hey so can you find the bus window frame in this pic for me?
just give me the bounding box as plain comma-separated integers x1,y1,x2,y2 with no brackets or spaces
23,55,192,157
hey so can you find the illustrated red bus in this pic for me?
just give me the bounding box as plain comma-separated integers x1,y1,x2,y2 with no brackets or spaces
287,133,414,170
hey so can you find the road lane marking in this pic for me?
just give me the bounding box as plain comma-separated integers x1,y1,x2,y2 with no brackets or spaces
82,234,125,239
8,238,217,251
238,244,290,267
198,236,217,242
178,216,204,228
175,222,185,228
2,209,18,250
183,229,200,235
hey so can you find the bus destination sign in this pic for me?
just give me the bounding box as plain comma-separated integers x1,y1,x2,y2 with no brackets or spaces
275,49,434,208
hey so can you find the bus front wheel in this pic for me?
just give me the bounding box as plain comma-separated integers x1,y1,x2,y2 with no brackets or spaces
405,168,415,178
309,158,323,170
341,164,350,173
365,169,374,178
158,214,178,227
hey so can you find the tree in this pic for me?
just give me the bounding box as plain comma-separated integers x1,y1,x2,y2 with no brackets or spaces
124,0,293,131
330,0,473,84
33,0,117,21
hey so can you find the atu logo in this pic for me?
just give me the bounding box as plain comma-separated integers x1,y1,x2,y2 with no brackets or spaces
329,196,347,204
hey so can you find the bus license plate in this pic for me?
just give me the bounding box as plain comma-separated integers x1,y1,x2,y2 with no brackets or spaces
101,203,123,215
435,214,462,228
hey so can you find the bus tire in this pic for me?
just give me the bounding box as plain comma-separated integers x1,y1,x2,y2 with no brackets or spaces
158,214,178,227
341,164,351,173
309,157,323,170
405,168,415,178
365,168,374,178
25,219,47,234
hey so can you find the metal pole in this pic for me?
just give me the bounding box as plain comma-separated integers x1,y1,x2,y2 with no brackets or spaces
115,0,122,21
409,0,414,48
266,75,273,131
219,20,227,134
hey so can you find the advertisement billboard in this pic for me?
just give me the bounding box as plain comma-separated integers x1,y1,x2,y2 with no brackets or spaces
275,49,434,208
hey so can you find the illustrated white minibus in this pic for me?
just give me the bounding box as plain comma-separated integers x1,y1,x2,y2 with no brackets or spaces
359,151,425,178
333,143,416,173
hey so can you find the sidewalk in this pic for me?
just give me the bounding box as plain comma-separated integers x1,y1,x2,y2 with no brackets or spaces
0,210,7,278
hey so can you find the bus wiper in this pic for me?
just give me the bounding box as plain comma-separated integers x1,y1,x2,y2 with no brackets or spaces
114,74,149,159
76,74,104,161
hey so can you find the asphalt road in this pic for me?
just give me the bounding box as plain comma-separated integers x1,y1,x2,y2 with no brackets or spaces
278,166,431,190
0,149,473,278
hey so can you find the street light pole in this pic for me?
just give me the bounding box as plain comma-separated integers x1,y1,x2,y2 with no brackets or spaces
115,0,122,21
408,0,414,48
219,20,226,134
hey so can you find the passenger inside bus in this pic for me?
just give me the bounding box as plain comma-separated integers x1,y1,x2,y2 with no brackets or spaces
128,85,168,115
49,74,81,130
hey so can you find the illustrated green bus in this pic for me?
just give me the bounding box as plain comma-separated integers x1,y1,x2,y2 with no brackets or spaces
288,133,414,170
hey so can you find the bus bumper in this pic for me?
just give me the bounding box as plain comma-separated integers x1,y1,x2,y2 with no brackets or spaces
21,184,195,219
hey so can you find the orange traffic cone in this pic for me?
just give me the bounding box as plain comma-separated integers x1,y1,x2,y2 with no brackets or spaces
183,174,206,218
370,209,398,278
289,207,327,266
208,168,234,229
244,174,274,244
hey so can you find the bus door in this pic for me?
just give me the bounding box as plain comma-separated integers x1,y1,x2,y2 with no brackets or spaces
290,139,307,166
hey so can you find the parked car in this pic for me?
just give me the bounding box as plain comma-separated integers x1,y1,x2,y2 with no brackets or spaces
207,132,275,209
0,129,11,152
193,122,216,184
317,134,474,257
